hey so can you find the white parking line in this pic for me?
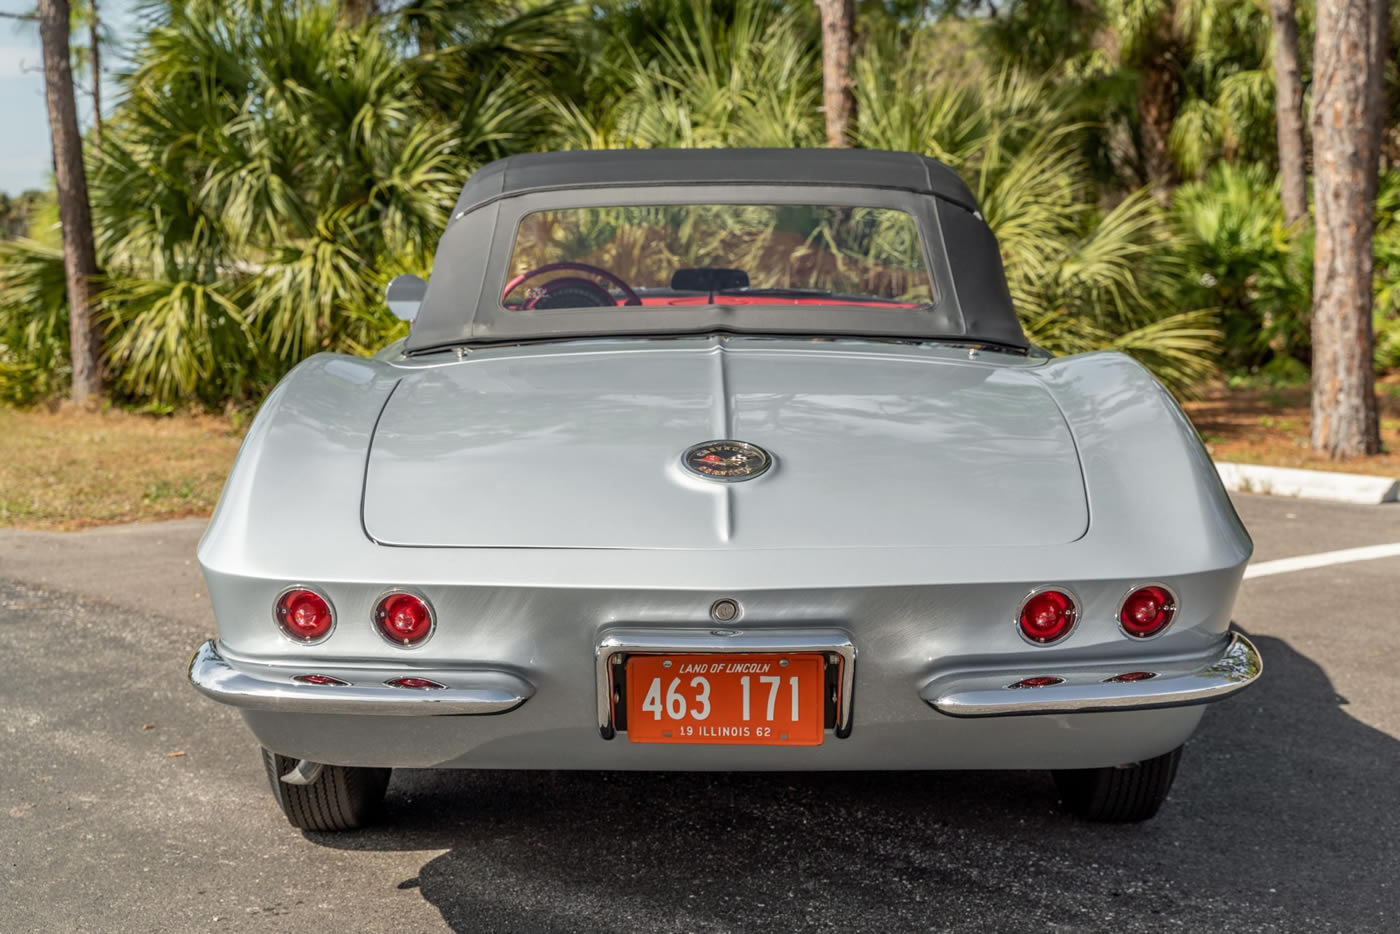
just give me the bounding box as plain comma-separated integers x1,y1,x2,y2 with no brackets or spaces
1244,543,1400,579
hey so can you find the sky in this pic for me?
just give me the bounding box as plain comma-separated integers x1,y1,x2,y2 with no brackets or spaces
0,1,138,195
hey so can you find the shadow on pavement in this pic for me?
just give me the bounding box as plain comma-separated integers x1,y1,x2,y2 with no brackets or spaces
309,632,1398,932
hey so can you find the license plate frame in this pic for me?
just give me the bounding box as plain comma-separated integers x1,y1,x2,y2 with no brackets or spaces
620,652,831,746
595,629,856,742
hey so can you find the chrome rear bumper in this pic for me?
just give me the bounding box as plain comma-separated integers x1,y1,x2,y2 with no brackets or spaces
191,630,1258,727
922,632,1262,717
187,641,533,716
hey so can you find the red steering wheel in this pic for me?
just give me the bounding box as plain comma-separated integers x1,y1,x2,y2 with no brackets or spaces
502,262,642,309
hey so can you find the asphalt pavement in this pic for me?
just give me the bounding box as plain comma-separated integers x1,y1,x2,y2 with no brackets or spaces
1,494,1396,933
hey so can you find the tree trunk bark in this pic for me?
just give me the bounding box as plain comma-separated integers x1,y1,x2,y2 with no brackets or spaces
814,0,856,148
340,0,377,27
1270,0,1307,226
1310,0,1386,457
417,20,437,55
1138,49,1179,196
39,0,102,403
89,0,101,147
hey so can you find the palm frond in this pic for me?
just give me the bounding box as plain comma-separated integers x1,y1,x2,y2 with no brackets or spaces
101,275,254,405
0,239,71,404
1109,309,1223,394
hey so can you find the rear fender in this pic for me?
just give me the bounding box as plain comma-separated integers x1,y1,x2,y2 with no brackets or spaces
1033,350,1252,574
198,353,400,582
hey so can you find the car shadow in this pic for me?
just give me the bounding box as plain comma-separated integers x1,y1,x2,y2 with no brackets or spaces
307,631,1398,932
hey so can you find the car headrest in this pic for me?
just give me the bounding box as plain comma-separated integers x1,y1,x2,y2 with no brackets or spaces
670,268,750,292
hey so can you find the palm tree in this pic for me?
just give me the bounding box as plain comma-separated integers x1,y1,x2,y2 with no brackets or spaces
0,0,1224,405
84,0,553,403
857,61,1219,389
1168,0,1278,180
569,12,1220,390
983,1,1280,192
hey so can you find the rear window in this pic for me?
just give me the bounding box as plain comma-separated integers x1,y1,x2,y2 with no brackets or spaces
502,203,934,311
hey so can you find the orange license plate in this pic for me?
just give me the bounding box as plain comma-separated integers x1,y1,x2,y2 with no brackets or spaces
624,653,826,746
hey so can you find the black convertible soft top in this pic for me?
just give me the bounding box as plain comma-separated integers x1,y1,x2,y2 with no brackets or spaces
408,148,1027,352
449,148,982,221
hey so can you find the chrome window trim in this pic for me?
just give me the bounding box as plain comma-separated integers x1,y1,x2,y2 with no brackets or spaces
372,588,438,649
595,627,856,741
273,584,337,646
1115,582,1180,641
1014,585,1082,647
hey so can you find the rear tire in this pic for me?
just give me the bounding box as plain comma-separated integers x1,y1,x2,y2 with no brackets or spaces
261,748,391,831
1052,745,1183,822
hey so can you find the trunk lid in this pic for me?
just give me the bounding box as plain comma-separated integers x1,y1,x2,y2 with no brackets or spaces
362,342,1087,549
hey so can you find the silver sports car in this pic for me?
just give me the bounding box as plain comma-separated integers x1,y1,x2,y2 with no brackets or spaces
189,148,1260,831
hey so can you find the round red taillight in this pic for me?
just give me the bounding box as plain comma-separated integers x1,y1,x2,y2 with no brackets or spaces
275,588,334,643
1119,585,1176,638
1018,589,1078,644
374,591,435,647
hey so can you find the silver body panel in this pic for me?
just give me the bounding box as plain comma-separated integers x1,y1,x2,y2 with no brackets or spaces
363,342,1087,549
194,335,1255,770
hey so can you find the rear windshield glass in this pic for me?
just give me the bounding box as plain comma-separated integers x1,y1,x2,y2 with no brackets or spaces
502,203,934,311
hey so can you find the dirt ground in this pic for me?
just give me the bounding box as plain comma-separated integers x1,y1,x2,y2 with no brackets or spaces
0,405,244,530
1182,378,1400,477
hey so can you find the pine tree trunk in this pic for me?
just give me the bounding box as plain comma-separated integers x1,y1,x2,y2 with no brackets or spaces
1270,0,1307,226
1310,0,1386,457
814,0,856,148
89,0,101,147
39,0,102,403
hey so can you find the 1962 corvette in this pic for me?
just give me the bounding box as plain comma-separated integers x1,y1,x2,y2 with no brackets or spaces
189,148,1260,830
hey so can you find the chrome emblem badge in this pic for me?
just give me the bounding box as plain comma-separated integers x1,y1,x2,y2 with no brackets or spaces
681,440,772,482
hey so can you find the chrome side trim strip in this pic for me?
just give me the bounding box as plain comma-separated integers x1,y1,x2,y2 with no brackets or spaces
187,641,532,716
924,632,1261,718
595,627,856,740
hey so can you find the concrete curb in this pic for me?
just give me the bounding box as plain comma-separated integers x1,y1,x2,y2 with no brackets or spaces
1216,462,1400,505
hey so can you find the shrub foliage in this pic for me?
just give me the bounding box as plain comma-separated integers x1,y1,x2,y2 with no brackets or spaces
6,0,1379,405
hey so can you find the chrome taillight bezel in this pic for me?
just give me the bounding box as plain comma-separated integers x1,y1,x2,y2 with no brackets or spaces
1014,585,1081,647
1116,583,1179,640
273,584,337,645
371,588,437,649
